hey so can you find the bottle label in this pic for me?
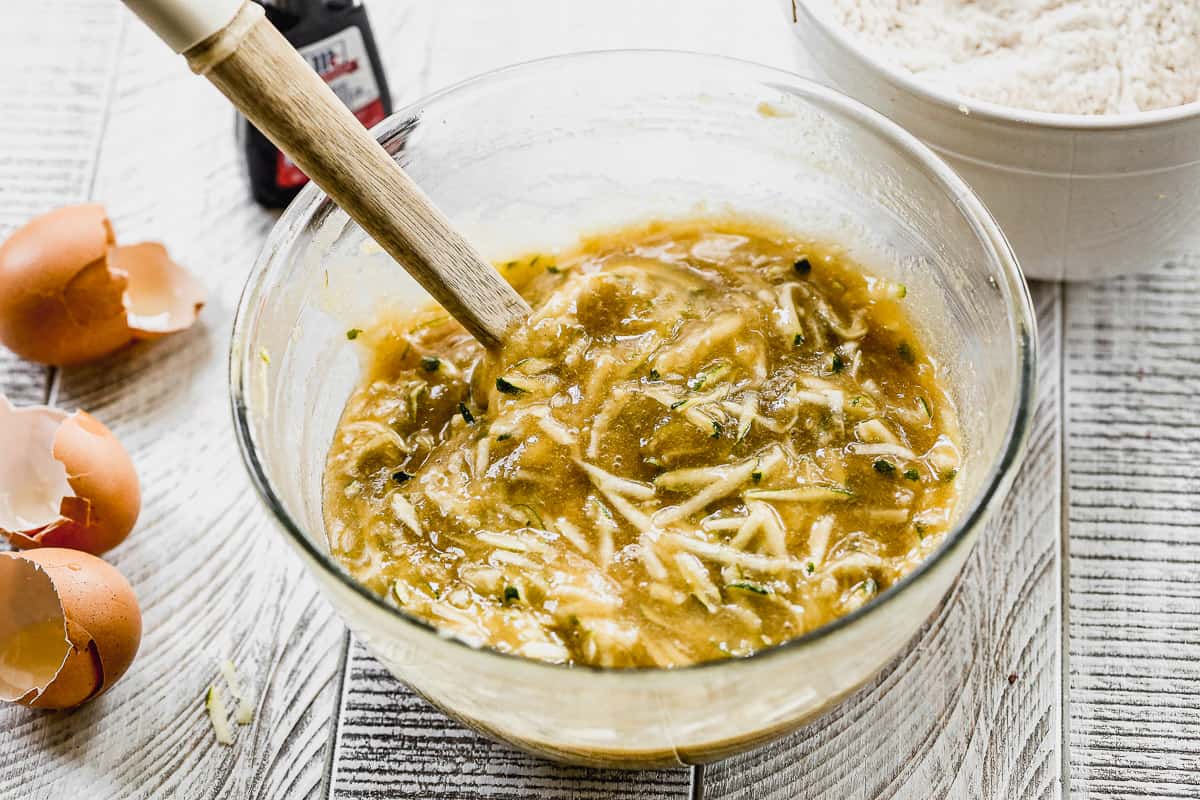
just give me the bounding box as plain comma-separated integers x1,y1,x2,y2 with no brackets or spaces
276,25,388,189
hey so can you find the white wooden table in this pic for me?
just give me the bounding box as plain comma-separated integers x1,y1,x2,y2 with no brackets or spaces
1,2,1196,798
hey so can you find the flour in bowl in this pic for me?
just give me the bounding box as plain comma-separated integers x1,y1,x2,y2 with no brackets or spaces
819,1,1200,115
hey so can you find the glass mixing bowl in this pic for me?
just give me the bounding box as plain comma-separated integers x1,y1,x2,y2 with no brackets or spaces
230,51,1036,768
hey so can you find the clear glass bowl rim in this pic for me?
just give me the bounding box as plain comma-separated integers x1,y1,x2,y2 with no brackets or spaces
229,49,1038,678
792,0,1200,131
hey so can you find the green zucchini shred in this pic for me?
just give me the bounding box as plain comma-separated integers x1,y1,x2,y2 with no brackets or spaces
729,581,770,596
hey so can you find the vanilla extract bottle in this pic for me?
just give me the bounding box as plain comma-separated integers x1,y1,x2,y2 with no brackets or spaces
240,0,393,208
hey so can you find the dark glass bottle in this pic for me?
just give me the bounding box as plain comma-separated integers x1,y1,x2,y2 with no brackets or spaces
241,0,393,208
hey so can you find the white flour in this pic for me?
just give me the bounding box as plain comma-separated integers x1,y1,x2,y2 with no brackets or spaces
820,1,1200,115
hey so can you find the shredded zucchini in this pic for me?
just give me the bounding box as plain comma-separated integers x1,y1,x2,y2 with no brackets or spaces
323,220,961,669
205,686,234,745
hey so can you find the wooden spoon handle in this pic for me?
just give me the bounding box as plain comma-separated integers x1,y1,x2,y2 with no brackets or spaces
122,0,529,349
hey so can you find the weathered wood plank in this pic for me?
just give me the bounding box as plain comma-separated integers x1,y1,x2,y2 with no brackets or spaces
331,641,692,799
1065,257,1200,800
0,4,124,789
0,7,345,800
0,358,47,407
48,21,349,800
0,0,121,404
415,0,798,90
0,3,120,225
702,283,1064,800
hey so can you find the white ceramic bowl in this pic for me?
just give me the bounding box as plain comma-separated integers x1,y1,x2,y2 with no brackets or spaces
785,1,1200,281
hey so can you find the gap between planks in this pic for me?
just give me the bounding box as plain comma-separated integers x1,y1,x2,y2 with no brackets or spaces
1058,277,1073,800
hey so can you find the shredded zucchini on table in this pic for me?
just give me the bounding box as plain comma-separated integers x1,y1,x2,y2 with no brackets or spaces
324,219,961,668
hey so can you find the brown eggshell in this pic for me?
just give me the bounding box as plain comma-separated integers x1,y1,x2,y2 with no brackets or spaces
116,242,206,338
25,618,104,710
0,204,134,365
1,406,140,555
0,396,72,545
48,411,141,554
8,549,142,710
0,552,70,704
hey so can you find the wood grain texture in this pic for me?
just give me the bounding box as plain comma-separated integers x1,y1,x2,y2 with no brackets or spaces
0,6,346,799
330,641,692,800
188,1,529,349
1065,257,1200,800
702,283,1065,800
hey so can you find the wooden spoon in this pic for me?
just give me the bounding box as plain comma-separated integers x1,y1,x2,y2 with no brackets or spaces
121,0,530,350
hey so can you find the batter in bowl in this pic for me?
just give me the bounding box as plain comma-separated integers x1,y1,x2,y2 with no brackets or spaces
324,219,961,668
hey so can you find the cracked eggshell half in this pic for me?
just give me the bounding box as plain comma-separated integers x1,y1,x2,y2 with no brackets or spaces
0,204,130,365
0,204,205,365
116,242,206,339
0,549,141,710
0,396,140,555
